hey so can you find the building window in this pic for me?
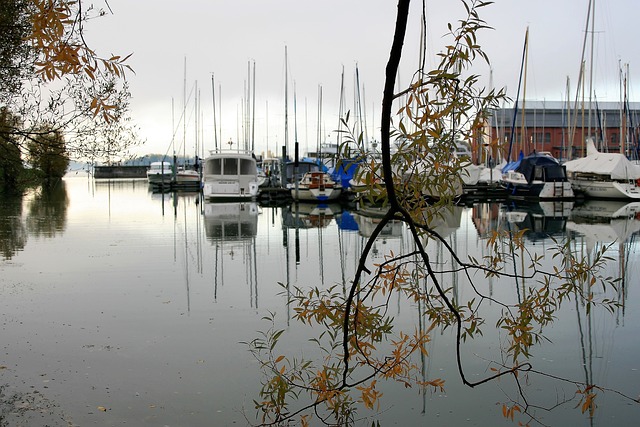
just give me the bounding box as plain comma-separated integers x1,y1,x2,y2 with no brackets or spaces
611,133,618,144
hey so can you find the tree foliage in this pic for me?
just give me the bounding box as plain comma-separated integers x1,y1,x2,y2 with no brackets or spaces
27,125,69,183
0,107,24,190
0,0,33,104
0,0,138,191
246,1,638,426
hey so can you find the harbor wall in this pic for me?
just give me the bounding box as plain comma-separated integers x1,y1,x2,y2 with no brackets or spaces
94,166,148,179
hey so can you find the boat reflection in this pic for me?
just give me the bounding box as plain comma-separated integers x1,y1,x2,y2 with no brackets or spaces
204,201,260,306
499,201,573,241
352,203,404,239
418,204,464,240
203,201,259,242
568,200,640,244
282,202,342,229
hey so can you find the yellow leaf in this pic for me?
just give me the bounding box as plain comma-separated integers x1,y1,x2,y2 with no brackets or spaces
97,406,107,412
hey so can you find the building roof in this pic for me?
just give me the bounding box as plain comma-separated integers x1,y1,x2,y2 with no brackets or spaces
490,100,640,129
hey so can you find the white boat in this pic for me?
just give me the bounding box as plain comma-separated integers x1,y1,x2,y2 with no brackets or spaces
202,150,260,200
175,163,201,188
290,171,342,202
146,161,173,185
563,139,640,199
500,152,574,200
256,167,267,187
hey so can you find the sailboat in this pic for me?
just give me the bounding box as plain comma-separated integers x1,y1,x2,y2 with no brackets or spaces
290,171,342,202
173,60,202,189
496,27,573,201
564,139,640,199
501,151,574,200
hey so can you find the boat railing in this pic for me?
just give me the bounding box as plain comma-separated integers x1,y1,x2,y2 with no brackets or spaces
207,148,256,157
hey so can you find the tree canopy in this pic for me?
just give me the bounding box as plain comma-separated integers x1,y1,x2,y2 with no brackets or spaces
0,0,138,190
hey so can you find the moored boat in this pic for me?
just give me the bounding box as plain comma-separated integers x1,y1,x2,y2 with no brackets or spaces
146,161,173,185
500,152,574,200
563,139,640,200
202,150,259,200
290,171,342,202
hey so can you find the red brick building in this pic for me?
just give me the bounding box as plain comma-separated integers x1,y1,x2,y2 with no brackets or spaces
485,100,640,163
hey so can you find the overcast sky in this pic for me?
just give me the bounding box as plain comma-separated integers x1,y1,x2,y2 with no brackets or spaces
86,0,639,158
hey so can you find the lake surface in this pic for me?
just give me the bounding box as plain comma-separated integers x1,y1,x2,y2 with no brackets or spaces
1,177,639,426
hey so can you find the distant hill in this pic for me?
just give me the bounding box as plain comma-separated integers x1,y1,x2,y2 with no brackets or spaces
66,154,199,173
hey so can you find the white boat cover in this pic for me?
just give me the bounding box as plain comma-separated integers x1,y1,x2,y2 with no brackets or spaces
564,139,640,180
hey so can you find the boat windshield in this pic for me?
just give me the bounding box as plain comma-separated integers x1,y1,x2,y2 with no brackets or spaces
544,165,567,181
223,158,238,175
205,157,255,176
240,158,255,175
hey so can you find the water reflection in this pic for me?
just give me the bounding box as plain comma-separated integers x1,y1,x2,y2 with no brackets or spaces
351,204,404,239
203,201,259,241
283,202,341,229
204,201,260,306
0,182,68,259
0,191,26,259
1,178,639,426
569,200,640,243
26,181,69,237
499,200,573,241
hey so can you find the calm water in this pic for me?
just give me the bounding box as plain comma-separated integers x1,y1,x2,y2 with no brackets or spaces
1,177,639,426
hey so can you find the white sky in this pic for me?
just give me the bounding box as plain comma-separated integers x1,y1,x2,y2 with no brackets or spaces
86,0,640,158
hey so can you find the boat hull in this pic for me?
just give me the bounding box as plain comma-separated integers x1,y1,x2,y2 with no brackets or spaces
290,187,342,202
502,178,574,200
569,178,640,200
203,180,259,200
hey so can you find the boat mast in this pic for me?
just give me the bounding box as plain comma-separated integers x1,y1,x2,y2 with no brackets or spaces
337,66,345,151
252,60,256,153
211,73,218,151
506,27,528,163
621,63,628,155
317,85,323,161
245,61,250,152
183,57,187,164
284,46,289,158
569,0,593,157
520,26,529,155
588,0,596,144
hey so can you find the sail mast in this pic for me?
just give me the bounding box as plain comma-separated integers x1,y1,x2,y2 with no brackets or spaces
252,60,256,153
520,26,529,155
284,46,289,157
211,73,218,151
